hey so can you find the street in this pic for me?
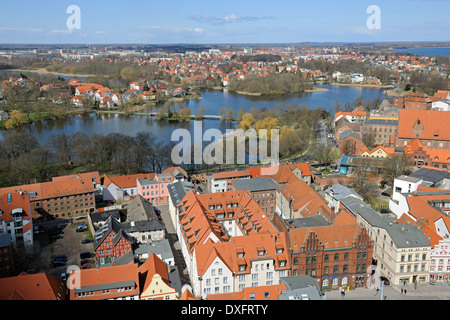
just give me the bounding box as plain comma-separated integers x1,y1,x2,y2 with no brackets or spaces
155,203,191,286
317,120,328,148
326,282,450,300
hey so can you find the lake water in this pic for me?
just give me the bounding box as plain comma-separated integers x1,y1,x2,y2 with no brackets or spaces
391,47,450,57
165,84,386,116
0,84,386,146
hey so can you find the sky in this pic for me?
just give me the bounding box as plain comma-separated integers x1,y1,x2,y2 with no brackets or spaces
0,0,449,44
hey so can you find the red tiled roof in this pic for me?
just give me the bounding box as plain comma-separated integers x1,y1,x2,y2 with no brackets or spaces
398,110,450,141
102,173,156,189
138,253,171,293
69,263,139,300
212,170,251,180
0,272,67,300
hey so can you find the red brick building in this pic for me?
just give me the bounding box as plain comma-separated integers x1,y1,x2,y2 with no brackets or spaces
276,211,373,291
0,177,96,220
392,92,432,110
395,109,450,151
338,131,365,156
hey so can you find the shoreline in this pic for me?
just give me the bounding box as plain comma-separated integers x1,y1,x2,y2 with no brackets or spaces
2,68,95,78
217,86,329,97
329,82,395,89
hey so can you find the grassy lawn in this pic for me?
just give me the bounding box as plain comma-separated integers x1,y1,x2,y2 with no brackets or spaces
367,196,389,209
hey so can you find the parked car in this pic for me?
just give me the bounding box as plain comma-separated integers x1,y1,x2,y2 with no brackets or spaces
381,192,391,197
76,227,88,233
380,209,391,214
80,251,92,259
380,276,390,285
54,255,68,261
52,235,63,240
60,273,67,281
81,239,94,244
53,260,66,267
80,259,92,265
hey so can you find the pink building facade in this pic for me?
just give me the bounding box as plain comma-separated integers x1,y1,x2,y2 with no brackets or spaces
429,238,450,282
137,173,174,205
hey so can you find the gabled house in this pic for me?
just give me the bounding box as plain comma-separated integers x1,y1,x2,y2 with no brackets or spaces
191,232,290,299
101,173,156,202
138,253,179,300
94,216,136,266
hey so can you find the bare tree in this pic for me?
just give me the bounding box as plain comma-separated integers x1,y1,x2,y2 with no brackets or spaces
48,133,74,166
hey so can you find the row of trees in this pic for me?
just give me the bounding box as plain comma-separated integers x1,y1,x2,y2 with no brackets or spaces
0,131,176,188
227,73,313,95
236,103,329,160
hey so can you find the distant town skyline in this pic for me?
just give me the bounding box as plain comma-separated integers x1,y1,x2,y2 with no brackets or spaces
0,0,449,44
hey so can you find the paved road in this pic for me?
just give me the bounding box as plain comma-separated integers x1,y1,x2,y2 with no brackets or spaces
326,282,450,300
155,203,191,286
317,120,328,148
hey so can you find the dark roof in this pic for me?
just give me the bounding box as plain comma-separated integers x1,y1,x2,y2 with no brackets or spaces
94,217,135,250
363,119,398,126
167,181,195,207
339,129,361,140
410,167,450,184
127,195,158,221
286,215,330,228
231,177,279,192
90,209,121,223
122,219,164,233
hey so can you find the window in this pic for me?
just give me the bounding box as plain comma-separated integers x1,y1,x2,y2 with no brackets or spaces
334,253,339,261
334,266,339,274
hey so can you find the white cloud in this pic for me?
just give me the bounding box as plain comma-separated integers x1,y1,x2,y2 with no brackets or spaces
189,13,274,25
224,13,238,23
142,26,203,34
0,27,43,32
50,29,75,35
95,31,107,34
